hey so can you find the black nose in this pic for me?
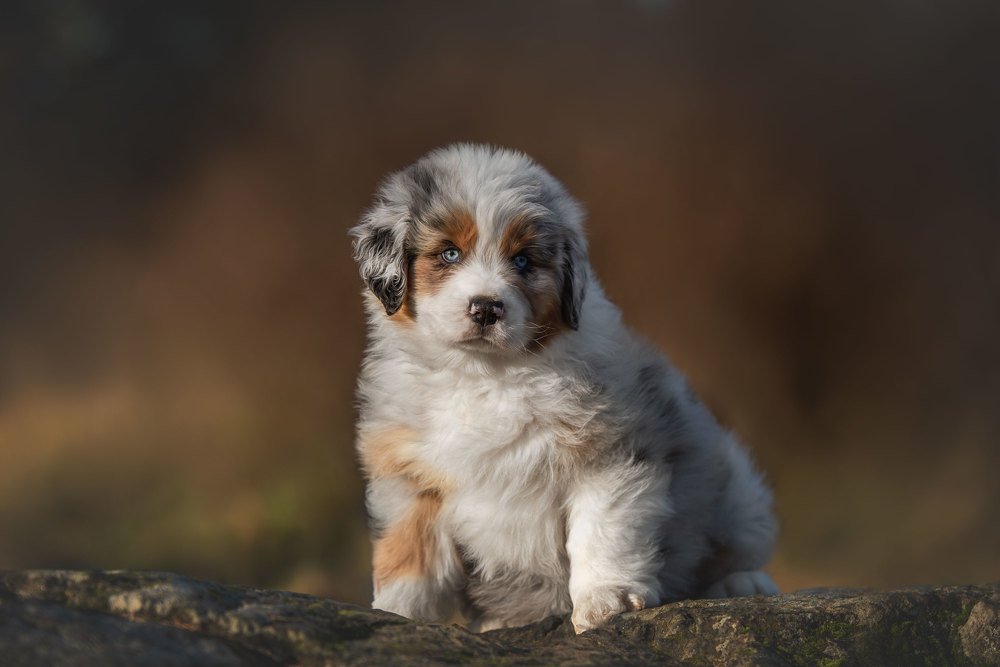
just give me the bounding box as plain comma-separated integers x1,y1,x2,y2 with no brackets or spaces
469,297,505,326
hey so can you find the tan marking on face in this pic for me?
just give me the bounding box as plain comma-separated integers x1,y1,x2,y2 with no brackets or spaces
499,216,569,349
499,214,537,259
393,301,416,323
438,208,479,252
372,488,443,590
524,276,566,350
410,208,480,300
358,426,452,491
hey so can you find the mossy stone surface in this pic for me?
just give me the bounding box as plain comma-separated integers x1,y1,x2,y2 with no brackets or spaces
1,571,997,665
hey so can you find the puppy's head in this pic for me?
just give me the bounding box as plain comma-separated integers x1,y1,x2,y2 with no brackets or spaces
351,144,588,354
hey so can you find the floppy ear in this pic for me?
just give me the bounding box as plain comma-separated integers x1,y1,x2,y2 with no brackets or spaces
351,216,408,316
560,238,587,330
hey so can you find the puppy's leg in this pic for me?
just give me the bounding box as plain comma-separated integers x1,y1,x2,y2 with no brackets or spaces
700,434,779,600
565,461,670,634
368,479,462,621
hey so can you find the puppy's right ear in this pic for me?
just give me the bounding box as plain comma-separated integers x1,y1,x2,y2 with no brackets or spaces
351,212,408,316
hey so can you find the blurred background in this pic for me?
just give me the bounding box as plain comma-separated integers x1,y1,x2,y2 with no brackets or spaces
1,0,998,605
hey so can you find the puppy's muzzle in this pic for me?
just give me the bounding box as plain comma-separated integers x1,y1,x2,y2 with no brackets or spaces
469,297,505,327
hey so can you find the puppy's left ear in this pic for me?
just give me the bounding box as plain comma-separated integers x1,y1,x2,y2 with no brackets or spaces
351,213,408,316
560,238,588,330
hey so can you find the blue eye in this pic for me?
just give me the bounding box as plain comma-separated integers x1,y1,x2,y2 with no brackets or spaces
441,247,462,263
512,254,530,271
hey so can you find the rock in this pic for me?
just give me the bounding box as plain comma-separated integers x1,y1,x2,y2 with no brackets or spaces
0,571,997,666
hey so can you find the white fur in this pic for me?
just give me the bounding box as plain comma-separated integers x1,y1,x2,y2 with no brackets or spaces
352,144,778,633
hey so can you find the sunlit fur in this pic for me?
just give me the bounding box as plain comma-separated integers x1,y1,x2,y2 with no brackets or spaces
350,144,778,633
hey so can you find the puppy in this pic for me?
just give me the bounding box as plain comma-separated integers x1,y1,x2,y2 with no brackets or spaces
350,144,778,633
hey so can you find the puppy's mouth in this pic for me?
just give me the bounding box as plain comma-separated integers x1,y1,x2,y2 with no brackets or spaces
456,325,509,350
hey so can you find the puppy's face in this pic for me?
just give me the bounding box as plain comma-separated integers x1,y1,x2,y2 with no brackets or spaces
352,145,587,355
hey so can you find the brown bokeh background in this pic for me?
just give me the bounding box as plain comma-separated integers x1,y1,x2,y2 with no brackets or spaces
2,1,998,604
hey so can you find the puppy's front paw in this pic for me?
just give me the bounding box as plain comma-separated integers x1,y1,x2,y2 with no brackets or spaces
571,587,651,634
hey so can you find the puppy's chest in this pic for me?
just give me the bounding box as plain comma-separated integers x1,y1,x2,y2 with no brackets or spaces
418,373,579,466
448,476,568,579
418,375,577,576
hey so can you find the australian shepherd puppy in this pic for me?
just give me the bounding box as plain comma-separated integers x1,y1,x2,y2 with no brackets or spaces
350,144,778,633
